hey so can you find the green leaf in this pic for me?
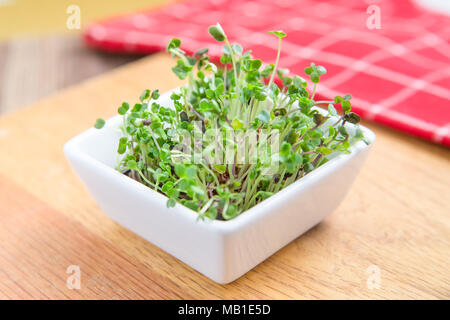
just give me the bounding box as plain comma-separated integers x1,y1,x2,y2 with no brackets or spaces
339,125,348,136
170,92,181,101
117,137,128,154
118,102,129,115
190,185,205,198
313,113,327,125
132,103,142,113
310,71,320,83
127,159,138,170
222,203,238,220
208,23,225,41
328,104,337,116
215,83,225,95
231,118,244,130
204,62,217,73
276,68,289,78
317,146,332,155
355,127,364,139
343,94,352,101
213,164,227,174
166,198,177,208
174,164,186,178
344,112,360,124
195,48,208,56
251,59,262,70
231,43,243,55
183,200,198,211
94,118,105,129
139,89,150,102
293,75,307,88
258,191,273,200
341,100,351,114
172,59,192,80
162,181,174,193
117,144,127,154
316,65,327,75
151,89,160,100
268,30,287,38
261,64,274,78
206,89,215,99
280,142,291,159
286,129,298,144
166,38,181,51
305,63,326,83
185,166,197,178
256,109,270,124
282,76,292,86
328,126,336,138
231,181,241,189
198,99,218,113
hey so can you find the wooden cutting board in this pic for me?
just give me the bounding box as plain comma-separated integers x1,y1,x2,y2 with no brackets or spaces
0,53,448,299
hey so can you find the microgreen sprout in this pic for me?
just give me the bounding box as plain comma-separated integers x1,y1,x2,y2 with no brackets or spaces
94,25,367,221
267,30,286,88
94,118,105,129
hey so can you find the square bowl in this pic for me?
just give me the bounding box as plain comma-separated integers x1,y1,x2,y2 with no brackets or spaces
64,89,375,284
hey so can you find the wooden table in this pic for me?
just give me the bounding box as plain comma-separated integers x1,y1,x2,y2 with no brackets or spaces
0,53,448,299
0,35,139,115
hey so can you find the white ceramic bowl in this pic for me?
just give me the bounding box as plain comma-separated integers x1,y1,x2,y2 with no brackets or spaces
64,89,375,284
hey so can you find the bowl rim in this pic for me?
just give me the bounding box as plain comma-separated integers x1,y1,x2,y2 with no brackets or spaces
64,89,376,233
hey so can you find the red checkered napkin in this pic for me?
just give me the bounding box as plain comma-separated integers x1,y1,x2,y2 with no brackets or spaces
84,0,450,147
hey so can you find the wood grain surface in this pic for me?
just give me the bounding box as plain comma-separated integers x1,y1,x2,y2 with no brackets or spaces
0,35,139,114
0,53,448,299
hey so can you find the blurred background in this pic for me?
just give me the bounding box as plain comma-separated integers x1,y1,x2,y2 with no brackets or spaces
0,0,172,114
0,0,449,145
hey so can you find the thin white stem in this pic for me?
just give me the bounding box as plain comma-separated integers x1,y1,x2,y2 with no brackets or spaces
311,83,317,100
268,37,282,89
200,197,215,215
224,37,239,97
